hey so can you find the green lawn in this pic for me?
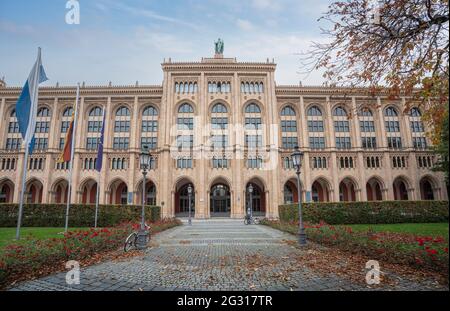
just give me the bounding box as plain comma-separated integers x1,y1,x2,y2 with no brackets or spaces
0,227,87,250
340,223,449,238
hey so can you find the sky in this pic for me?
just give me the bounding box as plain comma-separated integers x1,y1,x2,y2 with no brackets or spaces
0,0,331,87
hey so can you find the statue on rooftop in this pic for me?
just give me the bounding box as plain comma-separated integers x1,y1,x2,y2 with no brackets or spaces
215,38,224,55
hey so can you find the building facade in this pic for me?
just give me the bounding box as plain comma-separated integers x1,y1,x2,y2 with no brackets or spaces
0,54,447,219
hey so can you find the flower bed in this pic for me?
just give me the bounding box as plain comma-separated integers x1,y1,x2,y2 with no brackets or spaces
262,220,449,280
0,218,181,289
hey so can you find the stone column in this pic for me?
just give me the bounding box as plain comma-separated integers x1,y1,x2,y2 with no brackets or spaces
325,97,339,201
197,72,207,218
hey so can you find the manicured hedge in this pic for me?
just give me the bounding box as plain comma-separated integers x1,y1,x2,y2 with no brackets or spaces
0,204,161,227
278,201,449,224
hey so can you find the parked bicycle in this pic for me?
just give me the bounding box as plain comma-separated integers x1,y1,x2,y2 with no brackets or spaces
124,223,151,252
244,210,260,225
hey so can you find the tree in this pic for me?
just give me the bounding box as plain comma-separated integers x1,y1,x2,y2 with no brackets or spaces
302,0,449,144
433,105,449,184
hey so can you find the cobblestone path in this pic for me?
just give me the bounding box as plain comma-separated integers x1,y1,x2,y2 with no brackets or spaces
8,219,448,291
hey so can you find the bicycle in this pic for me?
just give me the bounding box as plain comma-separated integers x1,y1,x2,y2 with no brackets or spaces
244,214,260,225
124,223,151,252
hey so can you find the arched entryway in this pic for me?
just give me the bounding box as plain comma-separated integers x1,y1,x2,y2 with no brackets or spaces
311,178,331,202
109,179,128,205
175,179,195,217
393,177,409,200
366,177,383,201
283,180,299,204
210,183,231,217
245,178,266,216
136,180,157,205
339,178,357,202
25,179,43,204
80,179,98,204
52,179,69,204
0,179,14,203
420,177,436,200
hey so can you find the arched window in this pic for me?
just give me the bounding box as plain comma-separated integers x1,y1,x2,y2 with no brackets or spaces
212,103,227,113
385,106,398,116
410,107,421,117
178,103,194,113
281,106,296,116
89,106,103,116
143,106,158,116
245,103,261,114
142,105,159,150
307,106,322,116
10,110,16,117
360,108,373,117
116,106,130,116
37,107,50,117
333,106,347,116
63,107,74,117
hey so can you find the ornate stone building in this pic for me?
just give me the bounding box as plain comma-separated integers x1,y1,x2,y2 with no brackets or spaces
0,53,447,219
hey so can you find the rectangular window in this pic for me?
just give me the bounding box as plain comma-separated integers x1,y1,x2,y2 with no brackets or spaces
61,121,70,133
141,137,158,149
212,157,228,169
5,138,21,150
113,137,129,150
177,118,194,130
334,121,350,132
86,137,99,150
308,120,324,132
246,157,263,169
211,135,228,149
35,122,50,133
385,121,400,132
176,135,193,150
281,120,297,132
283,157,294,169
59,138,65,150
387,137,402,149
335,137,351,149
413,137,427,149
142,120,158,132
8,122,19,133
309,137,325,149
361,137,377,149
360,121,375,132
410,121,424,133
245,135,262,149
114,121,130,132
177,157,193,169
282,137,298,149
245,118,262,130
34,138,48,150
211,118,228,130
88,121,102,133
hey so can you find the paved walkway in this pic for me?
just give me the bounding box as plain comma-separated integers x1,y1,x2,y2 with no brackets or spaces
8,219,447,291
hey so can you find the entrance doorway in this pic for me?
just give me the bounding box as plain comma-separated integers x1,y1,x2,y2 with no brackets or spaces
210,184,231,217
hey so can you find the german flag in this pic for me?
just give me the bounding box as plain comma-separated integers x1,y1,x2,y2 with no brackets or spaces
57,109,75,163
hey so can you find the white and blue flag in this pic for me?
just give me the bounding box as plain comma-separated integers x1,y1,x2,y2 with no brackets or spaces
15,48,48,155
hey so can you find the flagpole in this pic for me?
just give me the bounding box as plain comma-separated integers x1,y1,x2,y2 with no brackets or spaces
16,143,30,240
16,48,43,240
65,83,80,233
94,108,105,228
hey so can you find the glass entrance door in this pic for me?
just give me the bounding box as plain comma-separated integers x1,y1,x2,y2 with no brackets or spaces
210,184,230,217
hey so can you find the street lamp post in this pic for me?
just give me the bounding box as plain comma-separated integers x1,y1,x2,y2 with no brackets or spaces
248,184,253,223
187,184,193,226
137,145,151,250
291,146,306,246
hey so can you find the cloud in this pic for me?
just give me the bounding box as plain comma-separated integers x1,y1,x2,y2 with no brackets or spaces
251,0,281,11
236,19,254,31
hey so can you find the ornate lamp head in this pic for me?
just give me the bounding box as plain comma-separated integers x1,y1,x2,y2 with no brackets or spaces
291,145,304,171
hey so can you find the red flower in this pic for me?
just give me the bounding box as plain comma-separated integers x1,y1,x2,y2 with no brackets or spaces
444,248,448,253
